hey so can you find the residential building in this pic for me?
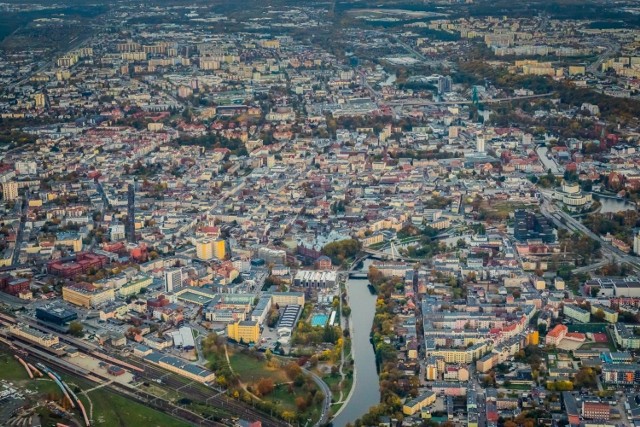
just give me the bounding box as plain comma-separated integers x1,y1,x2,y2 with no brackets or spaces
403,391,436,416
563,304,590,323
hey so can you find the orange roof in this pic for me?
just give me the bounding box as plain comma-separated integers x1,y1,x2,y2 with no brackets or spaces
547,324,568,338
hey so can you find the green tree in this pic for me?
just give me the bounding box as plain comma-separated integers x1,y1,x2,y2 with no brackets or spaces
68,321,84,337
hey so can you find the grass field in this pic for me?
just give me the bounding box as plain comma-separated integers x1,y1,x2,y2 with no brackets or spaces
79,389,190,427
503,383,532,390
323,373,342,402
0,354,31,381
0,349,190,427
228,351,288,384
227,349,322,423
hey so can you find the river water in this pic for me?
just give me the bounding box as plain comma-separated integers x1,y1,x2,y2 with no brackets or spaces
332,261,380,427
598,196,635,214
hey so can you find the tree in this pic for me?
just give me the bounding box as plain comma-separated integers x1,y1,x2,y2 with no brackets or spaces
295,396,308,411
321,239,361,266
68,321,84,337
284,362,302,380
593,309,605,321
255,378,275,396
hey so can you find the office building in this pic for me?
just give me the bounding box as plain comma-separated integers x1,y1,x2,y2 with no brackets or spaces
227,320,260,344
62,283,115,308
35,304,78,327
126,183,136,243
513,210,555,243
164,268,183,293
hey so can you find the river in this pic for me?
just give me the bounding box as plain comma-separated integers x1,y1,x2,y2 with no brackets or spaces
332,260,380,427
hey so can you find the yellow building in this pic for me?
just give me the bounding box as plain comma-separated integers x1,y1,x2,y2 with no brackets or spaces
527,330,540,346
568,65,586,76
403,391,436,416
213,238,226,260
270,292,305,306
428,342,489,364
9,324,59,347
62,285,115,308
591,304,619,323
259,39,280,49
426,363,438,380
34,93,46,108
476,353,497,373
360,233,384,248
118,275,153,297
227,320,260,344
0,249,12,267
196,238,214,260
56,234,82,252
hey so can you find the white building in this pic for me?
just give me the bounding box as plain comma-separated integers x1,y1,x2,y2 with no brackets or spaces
110,224,126,241
164,268,183,293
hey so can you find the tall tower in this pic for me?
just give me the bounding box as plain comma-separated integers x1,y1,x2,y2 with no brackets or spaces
126,183,136,243
476,136,485,153
164,268,182,293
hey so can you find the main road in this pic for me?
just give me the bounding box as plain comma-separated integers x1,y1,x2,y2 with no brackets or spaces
11,196,29,266
302,367,332,426
539,193,640,272
386,92,555,107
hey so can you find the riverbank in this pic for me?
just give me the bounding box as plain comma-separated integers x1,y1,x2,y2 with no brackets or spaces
330,263,380,427
330,278,357,420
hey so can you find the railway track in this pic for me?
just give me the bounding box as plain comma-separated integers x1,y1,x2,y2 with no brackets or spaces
127,359,288,427
1,312,288,426
17,345,224,427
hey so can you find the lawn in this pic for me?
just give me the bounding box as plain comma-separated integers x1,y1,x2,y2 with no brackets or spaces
323,373,342,402
228,351,288,384
79,388,190,427
504,383,532,390
0,350,189,427
0,353,31,381
227,350,322,424
270,384,322,423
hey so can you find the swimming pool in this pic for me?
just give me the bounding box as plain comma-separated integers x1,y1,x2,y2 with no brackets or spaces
310,313,329,327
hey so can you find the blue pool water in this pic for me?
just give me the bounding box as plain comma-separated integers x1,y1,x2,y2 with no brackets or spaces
310,314,329,327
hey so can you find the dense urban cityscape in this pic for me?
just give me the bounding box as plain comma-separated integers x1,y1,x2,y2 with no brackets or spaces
2,0,640,426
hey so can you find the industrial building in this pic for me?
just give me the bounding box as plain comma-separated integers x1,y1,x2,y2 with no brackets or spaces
143,351,215,383
293,270,337,289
